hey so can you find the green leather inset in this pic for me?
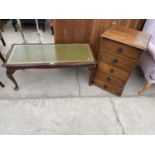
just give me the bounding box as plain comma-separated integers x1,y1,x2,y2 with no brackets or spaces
7,44,95,64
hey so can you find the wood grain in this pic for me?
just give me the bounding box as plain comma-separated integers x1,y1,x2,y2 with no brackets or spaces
99,51,136,72
95,71,125,87
94,78,123,96
101,25,151,51
100,38,142,60
53,19,94,43
98,63,130,81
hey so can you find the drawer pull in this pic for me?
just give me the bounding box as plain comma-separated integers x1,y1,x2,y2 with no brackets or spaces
103,85,108,89
106,77,111,81
116,47,123,54
110,68,114,73
111,59,118,64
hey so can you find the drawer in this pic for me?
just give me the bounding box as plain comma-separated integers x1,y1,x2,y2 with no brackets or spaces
100,38,142,60
95,71,125,88
98,63,130,81
99,51,136,72
94,78,123,96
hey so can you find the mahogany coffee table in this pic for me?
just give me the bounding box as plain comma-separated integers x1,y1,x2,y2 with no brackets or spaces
5,44,96,90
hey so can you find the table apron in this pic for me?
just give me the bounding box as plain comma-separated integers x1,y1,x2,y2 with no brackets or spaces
6,63,96,70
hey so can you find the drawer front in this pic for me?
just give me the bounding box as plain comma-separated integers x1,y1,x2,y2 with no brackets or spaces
100,38,142,60
98,63,130,81
94,78,123,96
95,71,125,88
99,51,136,72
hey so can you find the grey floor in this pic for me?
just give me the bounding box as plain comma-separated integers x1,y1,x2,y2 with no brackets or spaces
0,20,155,134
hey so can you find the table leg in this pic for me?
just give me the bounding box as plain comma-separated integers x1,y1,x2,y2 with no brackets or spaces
89,66,96,85
0,52,5,63
6,69,19,90
12,23,17,32
0,81,5,87
1,34,6,46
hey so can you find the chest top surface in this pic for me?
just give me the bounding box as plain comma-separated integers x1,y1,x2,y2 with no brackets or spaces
101,26,151,51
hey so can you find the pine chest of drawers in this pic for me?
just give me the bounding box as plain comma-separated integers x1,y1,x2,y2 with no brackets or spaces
93,26,150,96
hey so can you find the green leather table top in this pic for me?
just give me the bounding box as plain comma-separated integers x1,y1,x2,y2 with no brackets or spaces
7,44,95,65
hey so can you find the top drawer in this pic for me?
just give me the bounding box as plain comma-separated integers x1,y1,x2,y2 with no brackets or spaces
100,38,142,60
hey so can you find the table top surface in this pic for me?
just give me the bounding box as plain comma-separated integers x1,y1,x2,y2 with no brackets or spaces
6,44,95,65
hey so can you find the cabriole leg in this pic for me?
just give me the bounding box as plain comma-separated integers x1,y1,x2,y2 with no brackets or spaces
6,69,19,90
138,82,152,96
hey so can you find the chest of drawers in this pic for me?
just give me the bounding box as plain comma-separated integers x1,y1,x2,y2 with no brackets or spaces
93,26,150,96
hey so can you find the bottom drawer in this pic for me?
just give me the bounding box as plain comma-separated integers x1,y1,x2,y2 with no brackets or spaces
95,71,125,88
94,78,124,96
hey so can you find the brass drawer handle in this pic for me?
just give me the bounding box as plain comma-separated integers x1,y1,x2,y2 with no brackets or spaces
103,85,108,89
110,68,114,73
116,47,123,54
111,59,118,65
106,77,111,81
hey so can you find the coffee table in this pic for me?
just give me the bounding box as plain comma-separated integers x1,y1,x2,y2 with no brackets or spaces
5,44,96,90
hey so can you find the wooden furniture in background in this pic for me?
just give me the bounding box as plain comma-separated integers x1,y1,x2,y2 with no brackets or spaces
0,20,4,32
0,24,6,87
53,19,94,43
0,51,5,63
0,19,9,32
0,51,5,88
0,31,6,87
0,31,6,46
52,19,146,58
48,20,54,35
92,26,150,96
12,19,46,32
